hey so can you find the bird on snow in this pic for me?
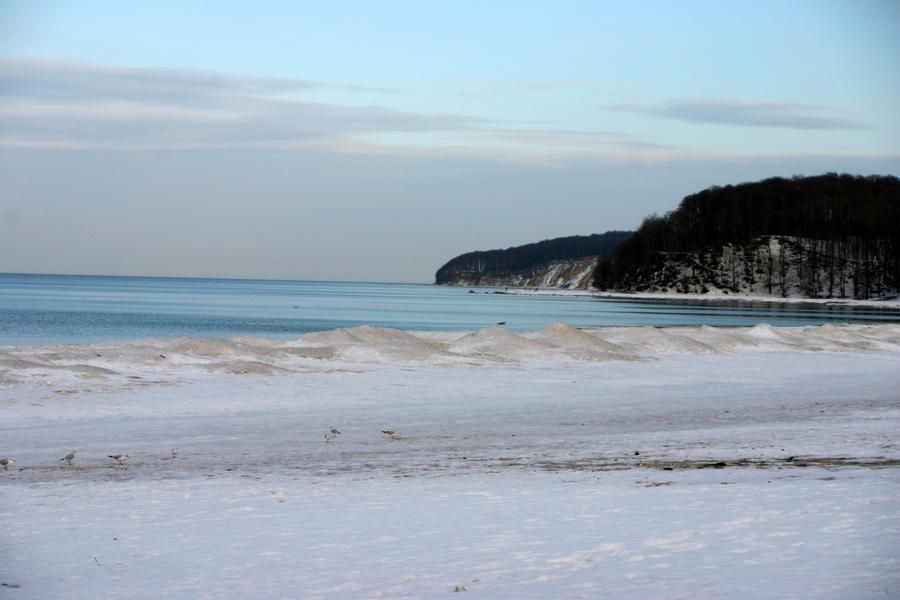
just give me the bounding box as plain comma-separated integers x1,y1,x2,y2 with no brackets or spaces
0,457,14,471
59,451,76,465
108,454,129,466
382,430,400,440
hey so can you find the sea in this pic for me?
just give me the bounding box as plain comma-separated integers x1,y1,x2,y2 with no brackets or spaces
1,272,899,346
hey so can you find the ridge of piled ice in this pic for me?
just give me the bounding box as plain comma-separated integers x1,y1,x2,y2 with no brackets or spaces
448,325,551,359
603,325,719,355
529,321,637,361
303,324,450,361
1,323,899,386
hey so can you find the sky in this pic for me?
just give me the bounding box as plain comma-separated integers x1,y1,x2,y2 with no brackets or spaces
1,0,898,282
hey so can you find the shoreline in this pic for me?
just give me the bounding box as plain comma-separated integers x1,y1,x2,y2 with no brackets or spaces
3,318,900,349
487,286,900,309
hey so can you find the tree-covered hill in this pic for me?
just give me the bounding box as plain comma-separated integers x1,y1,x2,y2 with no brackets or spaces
593,174,900,299
435,231,632,287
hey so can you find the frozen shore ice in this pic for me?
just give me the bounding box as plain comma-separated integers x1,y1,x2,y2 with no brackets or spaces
1,323,898,598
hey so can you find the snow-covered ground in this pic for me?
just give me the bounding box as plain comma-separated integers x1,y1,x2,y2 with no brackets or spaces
2,323,899,598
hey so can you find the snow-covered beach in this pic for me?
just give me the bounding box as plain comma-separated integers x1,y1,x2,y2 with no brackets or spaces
2,323,899,598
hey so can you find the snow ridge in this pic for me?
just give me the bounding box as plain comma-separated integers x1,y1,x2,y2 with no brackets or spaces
1,323,899,386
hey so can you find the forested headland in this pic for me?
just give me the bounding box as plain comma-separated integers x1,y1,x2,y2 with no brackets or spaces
435,232,632,288
593,174,900,299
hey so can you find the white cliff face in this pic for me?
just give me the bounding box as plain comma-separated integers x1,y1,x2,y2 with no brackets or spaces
530,257,599,288
441,256,599,289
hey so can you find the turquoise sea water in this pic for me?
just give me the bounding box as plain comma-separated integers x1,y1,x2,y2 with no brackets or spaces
1,273,898,345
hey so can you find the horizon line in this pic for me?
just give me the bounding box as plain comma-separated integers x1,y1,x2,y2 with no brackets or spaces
0,271,432,286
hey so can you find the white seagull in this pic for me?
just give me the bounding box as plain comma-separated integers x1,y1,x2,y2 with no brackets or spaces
324,427,342,442
171,448,179,459
0,457,14,471
108,454,129,466
382,430,400,440
59,451,76,465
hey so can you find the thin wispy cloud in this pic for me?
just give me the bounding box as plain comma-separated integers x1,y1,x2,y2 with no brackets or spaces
481,128,674,151
0,58,456,150
613,98,869,131
345,128,715,167
0,58,696,163
0,58,399,102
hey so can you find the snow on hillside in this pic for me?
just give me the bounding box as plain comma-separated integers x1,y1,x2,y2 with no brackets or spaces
617,235,899,299
442,256,599,289
2,324,899,598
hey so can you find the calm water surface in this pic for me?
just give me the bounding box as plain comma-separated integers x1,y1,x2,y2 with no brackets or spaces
1,273,898,345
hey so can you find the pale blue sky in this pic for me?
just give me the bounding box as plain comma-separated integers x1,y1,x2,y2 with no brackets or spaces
1,1,898,281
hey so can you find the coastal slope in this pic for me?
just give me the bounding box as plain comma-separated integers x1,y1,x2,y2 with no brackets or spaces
435,231,631,288
594,174,900,299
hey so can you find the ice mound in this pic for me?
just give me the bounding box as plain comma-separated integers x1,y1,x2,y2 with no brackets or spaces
74,338,199,367
172,337,249,358
850,324,900,349
301,328,366,346
607,326,718,355
302,325,449,361
806,324,896,351
278,346,338,360
861,324,900,344
230,336,283,347
744,324,825,351
171,336,338,365
530,322,638,361
448,326,552,359
744,323,803,349
0,355,118,377
685,325,762,352
746,323,784,340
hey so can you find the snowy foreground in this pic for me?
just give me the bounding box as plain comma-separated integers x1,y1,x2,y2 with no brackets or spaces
2,323,899,599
